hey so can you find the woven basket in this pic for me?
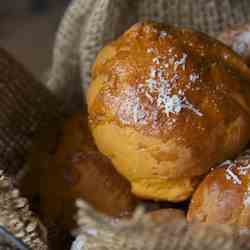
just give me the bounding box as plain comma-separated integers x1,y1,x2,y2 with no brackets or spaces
2,0,250,249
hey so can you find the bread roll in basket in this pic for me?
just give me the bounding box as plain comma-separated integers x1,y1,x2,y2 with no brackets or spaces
188,149,250,228
2,0,250,250
88,21,250,202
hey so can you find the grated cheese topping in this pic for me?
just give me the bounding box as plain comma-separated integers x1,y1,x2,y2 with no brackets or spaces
189,72,200,82
219,152,250,208
219,160,234,168
157,93,203,117
118,87,147,125
174,53,188,70
225,166,242,185
117,44,205,127
144,53,203,117
239,164,250,176
160,31,168,38
220,160,242,185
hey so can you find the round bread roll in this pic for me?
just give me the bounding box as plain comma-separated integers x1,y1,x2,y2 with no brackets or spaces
146,208,186,224
22,113,137,230
87,21,250,202
187,149,250,228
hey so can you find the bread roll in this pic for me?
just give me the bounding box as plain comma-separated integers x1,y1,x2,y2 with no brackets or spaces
187,149,250,228
87,21,250,202
22,113,137,230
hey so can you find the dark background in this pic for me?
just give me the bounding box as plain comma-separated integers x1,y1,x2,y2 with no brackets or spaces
0,0,70,79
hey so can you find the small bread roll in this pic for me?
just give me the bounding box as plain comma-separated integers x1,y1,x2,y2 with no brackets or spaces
146,208,186,224
88,21,250,202
22,114,137,230
187,149,250,228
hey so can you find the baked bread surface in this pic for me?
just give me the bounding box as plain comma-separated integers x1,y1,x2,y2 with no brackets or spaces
188,149,250,228
38,114,137,230
88,21,250,202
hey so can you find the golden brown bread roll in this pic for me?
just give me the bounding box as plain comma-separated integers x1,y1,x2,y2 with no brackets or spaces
187,149,250,228
146,208,186,224
22,113,137,230
87,21,250,202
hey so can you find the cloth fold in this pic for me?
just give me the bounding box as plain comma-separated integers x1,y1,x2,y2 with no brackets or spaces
1,0,250,249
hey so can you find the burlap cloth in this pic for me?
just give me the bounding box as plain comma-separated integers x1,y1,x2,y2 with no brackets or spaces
3,0,250,249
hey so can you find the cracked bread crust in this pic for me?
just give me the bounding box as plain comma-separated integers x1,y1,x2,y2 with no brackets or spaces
88,21,250,202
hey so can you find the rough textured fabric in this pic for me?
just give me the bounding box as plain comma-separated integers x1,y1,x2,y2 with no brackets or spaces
0,171,47,249
0,48,61,249
1,0,250,249
45,0,250,249
0,48,62,176
71,201,250,250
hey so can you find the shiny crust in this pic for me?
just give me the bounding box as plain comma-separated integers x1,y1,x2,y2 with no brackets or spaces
187,149,250,228
31,114,137,230
88,21,250,202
